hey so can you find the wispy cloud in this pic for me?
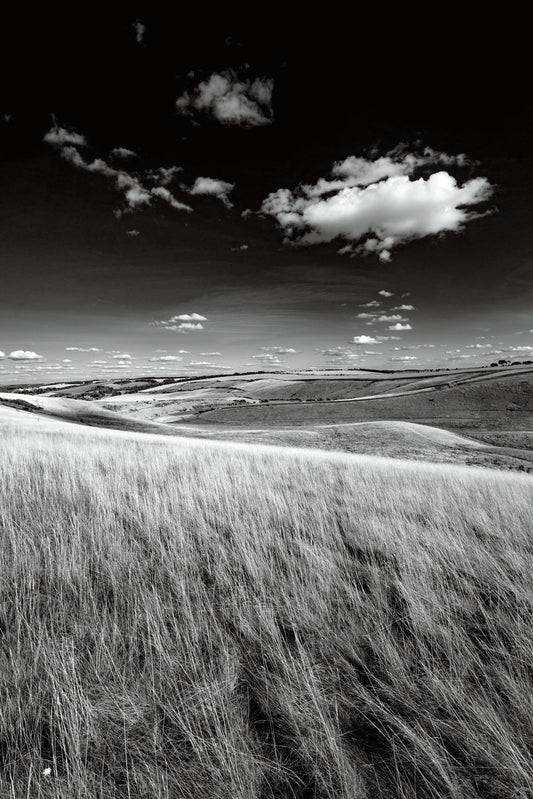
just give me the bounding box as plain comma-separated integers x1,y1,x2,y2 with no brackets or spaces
260,346,297,354
133,19,145,44
66,346,101,352
44,127,192,215
110,147,137,159
261,146,493,261
176,69,273,127
182,177,235,208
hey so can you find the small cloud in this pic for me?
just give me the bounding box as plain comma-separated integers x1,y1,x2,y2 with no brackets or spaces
133,19,145,44
112,353,132,360
391,304,415,311
200,351,222,356
172,313,207,322
251,353,282,363
360,300,381,307
148,355,182,362
8,350,43,360
127,229,140,236
378,290,394,297
147,166,182,186
151,186,193,212
110,147,137,159
377,314,407,322
62,359,72,363
43,121,87,148
231,244,249,251
177,322,204,332
176,69,273,127
353,335,378,344
388,323,412,331
260,346,296,354
66,346,101,352
391,355,418,361
183,177,235,208
356,312,379,319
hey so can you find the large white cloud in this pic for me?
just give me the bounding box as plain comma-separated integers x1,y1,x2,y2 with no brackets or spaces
176,70,273,127
261,147,493,261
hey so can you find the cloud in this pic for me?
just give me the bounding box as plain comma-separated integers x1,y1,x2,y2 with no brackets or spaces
43,123,87,148
62,359,72,363
134,19,145,44
260,346,296,354
391,304,415,311
361,300,381,306
90,360,107,364
378,290,393,297
66,346,101,352
176,69,273,127
356,312,378,319
261,147,493,260
176,323,204,332
171,313,207,322
388,323,412,331
110,147,137,159
377,314,407,322
147,166,182,186
231,244,249,251
148,355,182,362
0,351,4,358
127,229,140,237
391,356,418,361
353,335,378,344
8,350,43,360
151,186,193,212
112,353,132,360
183,177,235,208
46,136,191,216
251,353,282,363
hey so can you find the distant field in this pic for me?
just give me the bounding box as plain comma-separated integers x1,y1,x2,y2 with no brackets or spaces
1,423,533,797
2,366,533,472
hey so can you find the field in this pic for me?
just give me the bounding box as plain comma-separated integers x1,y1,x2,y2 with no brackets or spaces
2,365,533,471
1,421,533,797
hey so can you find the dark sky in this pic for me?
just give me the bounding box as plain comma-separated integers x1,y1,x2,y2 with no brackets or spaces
1,10,532,381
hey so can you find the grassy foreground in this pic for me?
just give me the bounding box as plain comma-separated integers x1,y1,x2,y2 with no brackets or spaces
0,426,533,798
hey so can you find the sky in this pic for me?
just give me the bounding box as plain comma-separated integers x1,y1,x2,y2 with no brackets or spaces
2,11,533,383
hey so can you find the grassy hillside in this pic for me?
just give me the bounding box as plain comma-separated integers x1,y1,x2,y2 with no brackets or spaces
1,426,533,797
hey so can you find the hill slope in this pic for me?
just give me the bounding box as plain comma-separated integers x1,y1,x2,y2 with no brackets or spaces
1,424,532,797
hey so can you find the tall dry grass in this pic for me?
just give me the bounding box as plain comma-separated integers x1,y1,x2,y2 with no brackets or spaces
0,424,532,798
